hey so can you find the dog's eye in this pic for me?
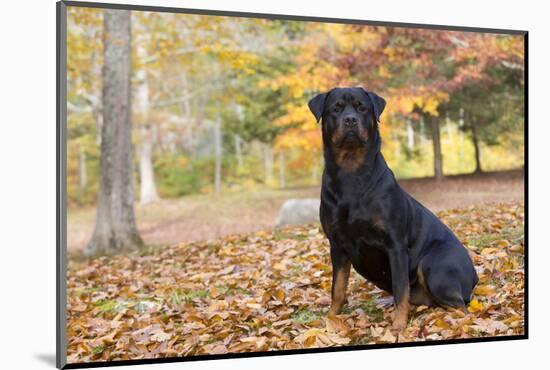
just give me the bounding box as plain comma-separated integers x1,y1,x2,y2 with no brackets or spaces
332,105,342,113
356,104,367,113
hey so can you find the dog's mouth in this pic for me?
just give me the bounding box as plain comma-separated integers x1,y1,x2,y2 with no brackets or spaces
335,131,367,147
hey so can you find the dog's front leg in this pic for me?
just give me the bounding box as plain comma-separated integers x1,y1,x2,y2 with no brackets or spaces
388,248,410,331
328,244,351,317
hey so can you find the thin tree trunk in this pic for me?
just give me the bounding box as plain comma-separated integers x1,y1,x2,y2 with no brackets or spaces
470,122,483,174
419,116,427,145
135,39,159,204
89,46,103,145
135,71,159,204
139,127,159,203
429,116,444,181
214,120,222,193
459,108,465,161
234,134,243,173
78,147,87,192
279,152,285,188
406,119,414,150
86,9,143,256
264,143,273,185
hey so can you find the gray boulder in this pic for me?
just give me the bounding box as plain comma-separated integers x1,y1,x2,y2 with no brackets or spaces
275,198,320,227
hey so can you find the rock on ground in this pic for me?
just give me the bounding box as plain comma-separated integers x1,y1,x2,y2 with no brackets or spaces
275,198,320,227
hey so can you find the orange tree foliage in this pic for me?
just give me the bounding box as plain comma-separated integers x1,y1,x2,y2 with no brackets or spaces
270,24,524,163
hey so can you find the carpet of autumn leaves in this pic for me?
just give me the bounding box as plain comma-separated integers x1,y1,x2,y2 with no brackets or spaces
66,201,525,364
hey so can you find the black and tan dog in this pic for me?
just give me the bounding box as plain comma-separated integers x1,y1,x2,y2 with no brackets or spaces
309,87,478,330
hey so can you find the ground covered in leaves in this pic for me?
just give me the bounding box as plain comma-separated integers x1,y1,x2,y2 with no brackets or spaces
67,201,525,364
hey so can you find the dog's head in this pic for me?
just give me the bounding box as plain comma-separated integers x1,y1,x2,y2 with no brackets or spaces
308,87,386,170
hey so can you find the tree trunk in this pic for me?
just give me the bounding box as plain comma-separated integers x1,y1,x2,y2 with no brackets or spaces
459,107,465,161
419,116,427,145
263,143,273,185
470,122,483,174
86,10,143,256
278,152,285,188
234,134,243,173
78,147,87,192
134,28,159,204
139,127,159,203
429,116,444,181
214,120,222,193
135,38,159,204
406,119,414,150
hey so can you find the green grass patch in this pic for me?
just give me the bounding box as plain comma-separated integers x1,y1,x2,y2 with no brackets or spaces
465,227,523,250
171,289,210,305
93,299,127,314
291,308,323,324
72,287,101,297
214,285,251,296
344,299,384,323
139,244,164,256
273,229,309,241
91,344,105,356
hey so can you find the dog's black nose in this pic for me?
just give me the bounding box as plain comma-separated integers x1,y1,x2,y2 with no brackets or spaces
343,114,358,128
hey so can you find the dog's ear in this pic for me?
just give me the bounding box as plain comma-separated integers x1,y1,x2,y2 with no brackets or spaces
308,92,328,123
362,89,386,123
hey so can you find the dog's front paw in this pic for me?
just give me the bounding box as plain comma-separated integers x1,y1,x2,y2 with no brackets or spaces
391,316,407,332
391,311,407,332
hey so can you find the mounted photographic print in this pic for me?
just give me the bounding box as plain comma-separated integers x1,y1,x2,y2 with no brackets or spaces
57,1,527,368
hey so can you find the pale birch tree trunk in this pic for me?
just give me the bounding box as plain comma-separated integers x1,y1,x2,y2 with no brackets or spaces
406,119,415,150
139,127,159,203
135,36,159,204
86,9,143,256
135,67,159,204
78,147,87,192
214,120,222,193
234,134,243,173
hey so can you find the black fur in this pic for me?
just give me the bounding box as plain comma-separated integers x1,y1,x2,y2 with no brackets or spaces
310,87,478,318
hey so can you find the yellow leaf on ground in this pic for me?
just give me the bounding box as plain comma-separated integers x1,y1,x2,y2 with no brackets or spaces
273,289,285,301
435,318,450,329
474,285,495,296
495,240,510,248
468,299,484,313
304,328,324,339
481,247,499,255
303,335,316,347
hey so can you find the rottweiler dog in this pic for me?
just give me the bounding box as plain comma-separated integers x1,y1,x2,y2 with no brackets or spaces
308,87,478,330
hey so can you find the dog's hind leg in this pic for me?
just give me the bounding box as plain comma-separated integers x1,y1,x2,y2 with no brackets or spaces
409,264,433,306
418,245,476,313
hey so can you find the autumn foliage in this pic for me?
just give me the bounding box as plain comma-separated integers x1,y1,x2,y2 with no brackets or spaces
67,8,524,206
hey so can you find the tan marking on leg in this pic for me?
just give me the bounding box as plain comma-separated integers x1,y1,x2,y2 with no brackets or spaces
392,285,410,331
410,264,433,306
417,265,427,291
328,262,351,316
